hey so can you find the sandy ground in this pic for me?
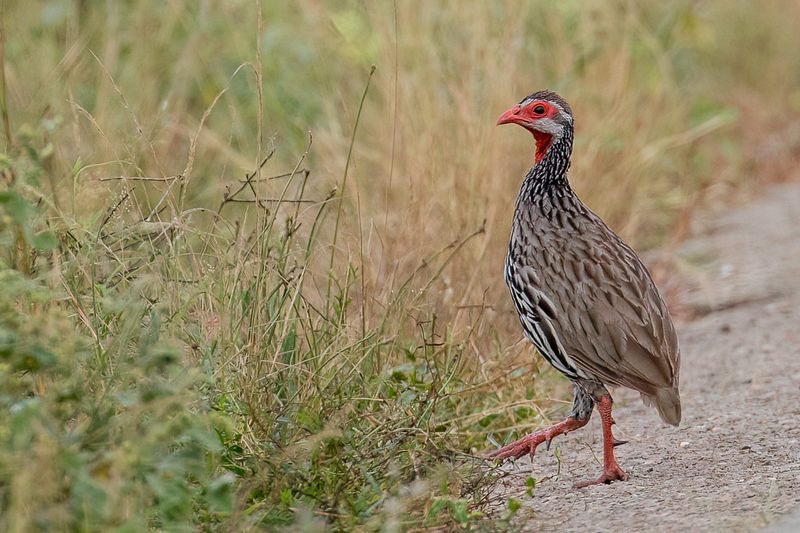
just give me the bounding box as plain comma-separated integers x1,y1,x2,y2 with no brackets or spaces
493,183,800,532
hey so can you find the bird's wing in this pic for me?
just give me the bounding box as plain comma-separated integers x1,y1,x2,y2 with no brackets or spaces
551,222,680,394
507,260,586,381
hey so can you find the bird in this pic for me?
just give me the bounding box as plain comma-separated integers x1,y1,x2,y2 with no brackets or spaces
489,90,681,488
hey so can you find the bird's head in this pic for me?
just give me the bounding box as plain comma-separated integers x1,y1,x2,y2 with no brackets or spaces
497,90,574,164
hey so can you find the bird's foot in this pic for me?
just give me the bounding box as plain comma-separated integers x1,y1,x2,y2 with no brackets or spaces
572,393,630,488
573,462,628,488
485,431,549,461
486,417,587,461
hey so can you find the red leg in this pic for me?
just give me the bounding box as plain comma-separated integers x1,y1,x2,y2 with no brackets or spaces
574,395,629,488
487,416,589,461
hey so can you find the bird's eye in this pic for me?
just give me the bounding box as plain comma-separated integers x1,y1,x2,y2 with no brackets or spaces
533,105,546,115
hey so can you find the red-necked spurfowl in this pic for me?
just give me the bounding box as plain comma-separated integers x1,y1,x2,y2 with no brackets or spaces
490,90,681,487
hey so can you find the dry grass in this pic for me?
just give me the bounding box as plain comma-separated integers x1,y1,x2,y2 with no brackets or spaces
1,0,799,530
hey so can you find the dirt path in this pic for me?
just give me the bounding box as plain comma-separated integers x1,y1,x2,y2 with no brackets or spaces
495,182,800,532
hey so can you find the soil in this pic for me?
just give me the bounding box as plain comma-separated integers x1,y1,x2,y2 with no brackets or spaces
493,182,800,532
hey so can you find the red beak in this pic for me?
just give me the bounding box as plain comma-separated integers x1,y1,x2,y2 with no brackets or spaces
497,105,522,126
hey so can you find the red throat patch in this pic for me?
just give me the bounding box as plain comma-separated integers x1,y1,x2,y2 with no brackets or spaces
533,131,553,164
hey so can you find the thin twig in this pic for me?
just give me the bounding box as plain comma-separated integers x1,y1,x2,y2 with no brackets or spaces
0,1,12,147
219,150,275,212
383,0,399,227
99,175,181,182
327,65,376,313
286,132,313,229
237,168,310,183
225,198,316,204
179,85,228,209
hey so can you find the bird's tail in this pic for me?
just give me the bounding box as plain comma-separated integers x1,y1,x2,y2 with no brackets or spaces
642,387,681,426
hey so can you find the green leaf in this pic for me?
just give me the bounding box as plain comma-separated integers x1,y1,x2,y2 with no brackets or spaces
478,414,498,428
31,230,58,251
297,407,322,432
185,425,223,453
71,477,109,522
0,191,36,224
280,327,296,364
208,473,236,514
14,346,57,371
526,476,537,496
0,326,18,357
425,498,448,525
450,498,470,524
510,366,527,379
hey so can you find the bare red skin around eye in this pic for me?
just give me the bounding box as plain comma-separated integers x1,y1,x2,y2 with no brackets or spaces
496,101,557,164
518,102,555,163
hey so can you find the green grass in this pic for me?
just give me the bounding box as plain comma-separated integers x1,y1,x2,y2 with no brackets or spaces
2,1,800,530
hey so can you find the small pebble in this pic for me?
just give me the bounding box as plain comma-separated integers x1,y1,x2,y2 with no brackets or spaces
679,441,691,448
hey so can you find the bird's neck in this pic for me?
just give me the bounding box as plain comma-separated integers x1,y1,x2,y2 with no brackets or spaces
521,127,574,201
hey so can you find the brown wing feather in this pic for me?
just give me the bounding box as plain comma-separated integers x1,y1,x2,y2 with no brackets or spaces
532,199,680,395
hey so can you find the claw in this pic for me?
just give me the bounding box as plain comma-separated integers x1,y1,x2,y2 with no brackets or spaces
485,417,588,463
545,436,553,451
574,464,628,488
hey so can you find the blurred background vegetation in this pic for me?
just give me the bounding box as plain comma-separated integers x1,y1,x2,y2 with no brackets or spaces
1,0,799,530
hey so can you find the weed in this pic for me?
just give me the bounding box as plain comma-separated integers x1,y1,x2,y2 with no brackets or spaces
1,1,799,530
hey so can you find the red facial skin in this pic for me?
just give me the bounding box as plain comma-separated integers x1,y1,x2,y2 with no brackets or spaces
497,101,556,164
